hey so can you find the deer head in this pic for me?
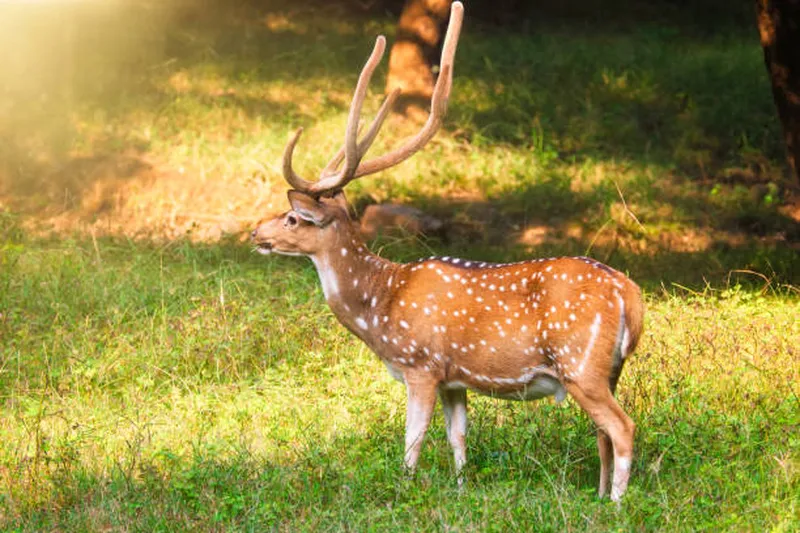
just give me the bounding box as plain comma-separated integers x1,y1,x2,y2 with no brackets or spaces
252,2,463,258
252,191,351,257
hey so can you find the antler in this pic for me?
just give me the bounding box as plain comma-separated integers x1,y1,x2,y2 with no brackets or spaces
282,1,464,197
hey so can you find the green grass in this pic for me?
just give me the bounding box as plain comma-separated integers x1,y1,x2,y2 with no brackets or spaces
1,225,798,531
1,0,799,530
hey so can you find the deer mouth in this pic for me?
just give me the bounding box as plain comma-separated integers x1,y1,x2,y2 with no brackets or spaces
255,241,273,255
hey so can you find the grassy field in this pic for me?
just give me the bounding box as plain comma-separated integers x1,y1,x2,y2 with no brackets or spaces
0,223,798,531
1,0,799,530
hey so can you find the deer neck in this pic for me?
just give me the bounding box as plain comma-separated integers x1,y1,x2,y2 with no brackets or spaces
309,231,398,330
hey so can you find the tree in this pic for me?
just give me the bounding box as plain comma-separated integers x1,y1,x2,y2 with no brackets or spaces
385,0,453,116
756,0,800,183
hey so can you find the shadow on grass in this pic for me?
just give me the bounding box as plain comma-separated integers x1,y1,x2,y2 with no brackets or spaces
363,174,800,289
0,0,779,174
1,0,795,288
159,1,780,172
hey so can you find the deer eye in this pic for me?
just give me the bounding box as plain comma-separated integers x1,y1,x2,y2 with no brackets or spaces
285,214,298,227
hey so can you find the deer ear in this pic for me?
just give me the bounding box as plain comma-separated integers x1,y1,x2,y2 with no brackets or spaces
319,190,351,219
327,190,349,211
287,190,331,226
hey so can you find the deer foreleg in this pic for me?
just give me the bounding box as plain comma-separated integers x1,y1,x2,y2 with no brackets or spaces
597,429,614,497
403,378,437,472
440,387,468,485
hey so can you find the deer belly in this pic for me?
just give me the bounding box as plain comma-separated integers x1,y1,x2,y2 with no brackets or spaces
383,361,406,383
443,373,566,402
486,374,566,401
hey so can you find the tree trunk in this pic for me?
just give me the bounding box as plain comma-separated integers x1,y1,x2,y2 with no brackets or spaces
757,0,800,183
386,0,452,116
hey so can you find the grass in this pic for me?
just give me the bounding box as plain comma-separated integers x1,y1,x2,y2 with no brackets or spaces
1,0,799,530
0,228,798,531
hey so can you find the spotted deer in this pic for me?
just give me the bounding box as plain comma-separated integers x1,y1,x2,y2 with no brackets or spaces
251,1,644,501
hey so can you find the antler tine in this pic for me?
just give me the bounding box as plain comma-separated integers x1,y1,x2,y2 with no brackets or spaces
319,88,400,184
282,127,317,191
350,1,463,179
357,88,400,156
310,36,388,194
342,36,386,177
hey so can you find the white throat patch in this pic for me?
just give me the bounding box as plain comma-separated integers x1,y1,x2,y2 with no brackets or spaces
311,256,340,300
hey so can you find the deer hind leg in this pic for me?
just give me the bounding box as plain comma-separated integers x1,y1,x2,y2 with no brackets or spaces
403,377,438,472
597,372,624,498
597,429,614,497
566,382,635,501
439,387,468,486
